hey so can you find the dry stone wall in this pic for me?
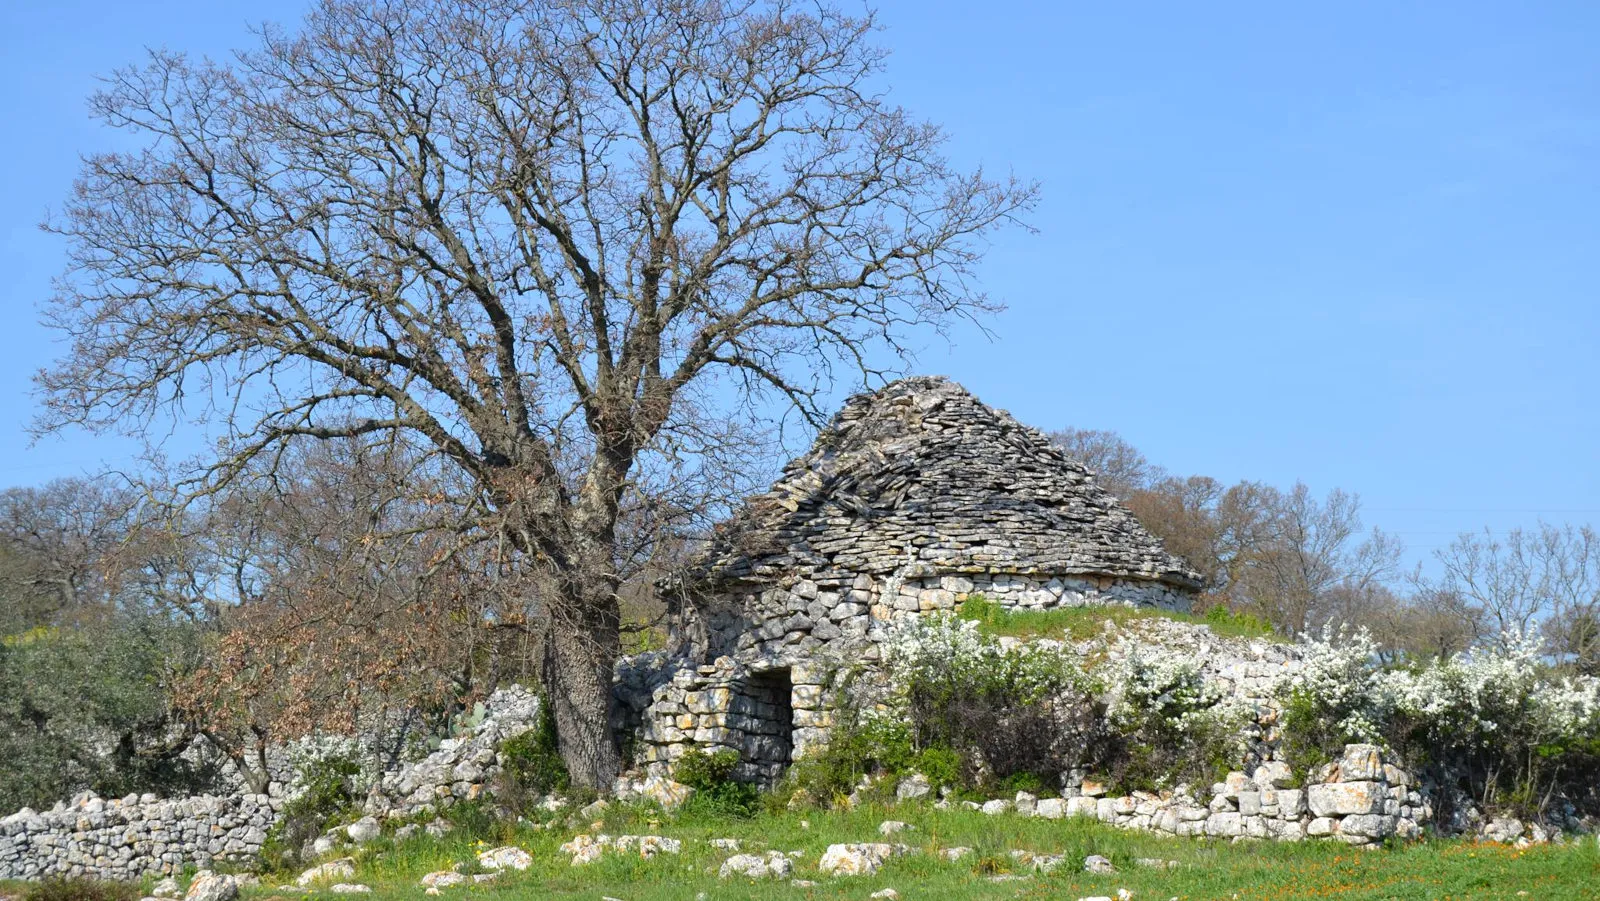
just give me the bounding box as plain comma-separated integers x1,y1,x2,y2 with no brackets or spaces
0,687,542,883
0,793,279,881
944,743,1428,847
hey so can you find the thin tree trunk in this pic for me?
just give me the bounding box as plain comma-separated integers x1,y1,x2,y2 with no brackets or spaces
541,589,623,791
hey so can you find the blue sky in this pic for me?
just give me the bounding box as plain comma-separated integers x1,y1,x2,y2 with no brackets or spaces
0,1,1595,573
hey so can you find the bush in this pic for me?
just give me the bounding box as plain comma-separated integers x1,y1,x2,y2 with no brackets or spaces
20,879,138,901
885,614,1106,791
1100,650,1244,792
786,711,920,804
496,699,569,813
259,751,361,871
1281,628,1600,820
674,748,761,817
0,616,213,812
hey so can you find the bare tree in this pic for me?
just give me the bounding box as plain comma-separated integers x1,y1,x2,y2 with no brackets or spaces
1047,428,1163,500
35,0,1036,786
1426,523,1600,670
1232,483,1403,634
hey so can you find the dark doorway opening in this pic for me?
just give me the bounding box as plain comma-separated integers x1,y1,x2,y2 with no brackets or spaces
741,667,794,784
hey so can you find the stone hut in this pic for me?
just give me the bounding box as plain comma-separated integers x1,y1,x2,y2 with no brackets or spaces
619,376,1201,785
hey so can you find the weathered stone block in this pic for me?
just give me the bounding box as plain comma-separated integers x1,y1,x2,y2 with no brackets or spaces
1307,782,1382,818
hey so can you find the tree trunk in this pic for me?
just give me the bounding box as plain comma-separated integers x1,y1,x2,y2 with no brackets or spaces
541,589,623,791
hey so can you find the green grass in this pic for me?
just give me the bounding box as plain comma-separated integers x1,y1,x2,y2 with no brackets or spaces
5,803,1597,900
956,596,1281,643
224,802,1598,901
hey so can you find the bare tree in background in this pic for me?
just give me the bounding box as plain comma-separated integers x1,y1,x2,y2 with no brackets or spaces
1228,483,1403,634
1047,428,1164,500
1425,524,1600,672
36,0,1036,786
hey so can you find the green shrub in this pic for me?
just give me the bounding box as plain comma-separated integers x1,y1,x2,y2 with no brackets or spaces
1100,651,1244,792
888,614,1106,790
258,752,361,871
495,699,568,813
786,712,919,804
674,748,761,818
21,878,139,901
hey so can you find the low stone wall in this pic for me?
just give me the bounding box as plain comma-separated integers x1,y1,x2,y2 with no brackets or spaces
944,744,1428,847
0,793,279,881
883,572,1191,616
0,686,542,882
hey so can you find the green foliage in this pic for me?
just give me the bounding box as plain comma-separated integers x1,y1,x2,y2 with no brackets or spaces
259,753,361,871
19,878,138,901
1202,603,1276,640
889,614,1105,791
785,713,919,804
1278,687,1343,779
674,748,761,818
496,700,569,813
1099,652,1243,793
0,614,212,812
211,795,1600,901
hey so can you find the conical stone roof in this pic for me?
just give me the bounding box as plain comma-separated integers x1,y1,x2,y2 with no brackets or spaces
681,376,1202,592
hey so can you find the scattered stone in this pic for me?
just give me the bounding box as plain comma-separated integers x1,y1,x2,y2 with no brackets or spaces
878,820,911,836
896,774,932,802
790,880,818,888
328,885,371,894
478,846,534,871
870,889,899,899
709,838,741,851
345,817,381,845
720,852,793,880
939,847,973,861
296,859,357,888
980,800,1010,816
1083,854,1115,875
152,877,182,899
420,870,466,889
819,843,897,876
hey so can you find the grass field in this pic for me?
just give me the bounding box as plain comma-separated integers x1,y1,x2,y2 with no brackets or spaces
954,596,1281,643
225,802,1600,901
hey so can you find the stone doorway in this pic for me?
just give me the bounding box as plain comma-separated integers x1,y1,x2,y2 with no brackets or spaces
738,667,794,784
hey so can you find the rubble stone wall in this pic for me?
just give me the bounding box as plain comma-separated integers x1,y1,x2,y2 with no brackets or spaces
0,794,279,881
0,687,543,883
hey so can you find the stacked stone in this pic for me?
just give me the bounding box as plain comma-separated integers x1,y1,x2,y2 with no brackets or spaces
672,376,1202,598
0,792,278,881
957,744,1427,846
364,685,541,820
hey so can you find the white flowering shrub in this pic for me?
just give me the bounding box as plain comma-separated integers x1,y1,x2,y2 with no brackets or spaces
1281,627,1600,817
879,614,1104,790
1101,649,1248,790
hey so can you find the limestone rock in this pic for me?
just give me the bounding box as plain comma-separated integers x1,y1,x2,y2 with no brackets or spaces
477,846,534,871
296,859,357,887
1307,782,1382,818
818,843,896,876
184,872,239,901
719,852,793,879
